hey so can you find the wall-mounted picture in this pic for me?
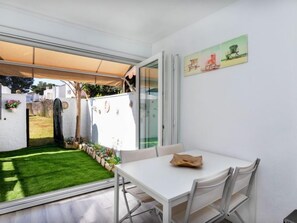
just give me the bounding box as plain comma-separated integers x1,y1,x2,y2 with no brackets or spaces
184,34,248,76
220,35,248,68
184,52,201,76
200,45,221,72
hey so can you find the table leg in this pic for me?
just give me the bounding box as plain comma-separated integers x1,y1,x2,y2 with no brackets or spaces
114,169,119,223
162,202,171,223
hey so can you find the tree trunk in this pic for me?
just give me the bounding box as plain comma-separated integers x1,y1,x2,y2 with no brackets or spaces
75,82,81,141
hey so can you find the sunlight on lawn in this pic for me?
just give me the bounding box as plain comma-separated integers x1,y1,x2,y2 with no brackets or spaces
30,116,53,139
29,116,54,146
1,161,25,201
0,146,113,202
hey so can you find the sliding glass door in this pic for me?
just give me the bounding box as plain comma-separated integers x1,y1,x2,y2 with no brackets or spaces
136,52,163,149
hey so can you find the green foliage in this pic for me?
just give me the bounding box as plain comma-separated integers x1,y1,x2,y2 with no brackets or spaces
82,84,121,97
31,81,55,95
0,145,114,202
93,144,121,164
65,136,86,144
0,76,33,93
108,156,121,165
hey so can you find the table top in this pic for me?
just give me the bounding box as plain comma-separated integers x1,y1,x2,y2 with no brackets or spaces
116,149,252,203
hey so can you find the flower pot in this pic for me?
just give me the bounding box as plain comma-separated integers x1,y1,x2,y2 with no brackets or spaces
73,141,79,149
64,142,75,149
6,108,16,112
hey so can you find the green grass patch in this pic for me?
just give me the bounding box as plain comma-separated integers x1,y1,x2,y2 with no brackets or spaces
29,116,54,146
0,145,113,202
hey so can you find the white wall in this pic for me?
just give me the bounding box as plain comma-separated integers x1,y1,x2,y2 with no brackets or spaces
0,94,26,151
140,95,158,140
62,98,88,140
153,0,297,222
0,4,151,61
88,93,137,150
1,86,11,94
62,94,137,150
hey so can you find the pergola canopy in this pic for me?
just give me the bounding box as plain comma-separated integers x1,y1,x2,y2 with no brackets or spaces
0,41,132,87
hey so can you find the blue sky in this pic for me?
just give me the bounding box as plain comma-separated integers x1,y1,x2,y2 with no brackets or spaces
33,78,64,86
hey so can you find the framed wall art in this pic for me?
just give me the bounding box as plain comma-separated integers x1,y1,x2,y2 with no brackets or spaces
184,34,248,76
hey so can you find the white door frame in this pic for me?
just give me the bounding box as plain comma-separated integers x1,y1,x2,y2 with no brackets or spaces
135,52,164,148
0,34,141,214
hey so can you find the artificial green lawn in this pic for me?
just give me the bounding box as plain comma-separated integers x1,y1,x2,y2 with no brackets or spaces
0,145,114,202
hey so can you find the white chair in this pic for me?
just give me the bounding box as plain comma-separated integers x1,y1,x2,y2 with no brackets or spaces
222,158,260,223
119,147,157,223
155,167,233,223
156,143,184,156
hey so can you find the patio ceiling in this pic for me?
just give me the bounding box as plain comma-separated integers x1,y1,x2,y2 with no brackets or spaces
0,0,237,43
0,41,132,86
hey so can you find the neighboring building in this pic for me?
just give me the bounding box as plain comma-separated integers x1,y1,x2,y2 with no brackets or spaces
43,84,86,100
26,92,41,102
43,87,55,100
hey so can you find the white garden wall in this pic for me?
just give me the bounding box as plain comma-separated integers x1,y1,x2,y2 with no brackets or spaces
62,98,89,140
152,0,297,222
62,92,156,151
0,94,26,151
88,93,137,151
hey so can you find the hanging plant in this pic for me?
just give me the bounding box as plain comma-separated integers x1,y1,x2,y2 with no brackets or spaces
5,100,21,110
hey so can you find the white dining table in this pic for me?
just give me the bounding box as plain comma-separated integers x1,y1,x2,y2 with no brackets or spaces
113,149,252,223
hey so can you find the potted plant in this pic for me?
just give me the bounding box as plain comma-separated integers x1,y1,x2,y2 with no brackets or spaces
64,137,76,149
5,100,21,110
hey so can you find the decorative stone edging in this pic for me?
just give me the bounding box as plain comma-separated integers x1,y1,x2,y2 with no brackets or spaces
78,143,116,172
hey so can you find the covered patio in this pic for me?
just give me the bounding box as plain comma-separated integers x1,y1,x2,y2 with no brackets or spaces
0,0,296,222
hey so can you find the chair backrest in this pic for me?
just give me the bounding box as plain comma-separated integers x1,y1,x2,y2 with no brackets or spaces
184,167,234,223
120,147,157,163
156,143,184,156
230,158,260,197
224,158,260,213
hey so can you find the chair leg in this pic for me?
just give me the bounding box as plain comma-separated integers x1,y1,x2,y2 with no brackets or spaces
119,202,141,223
120,188,145,223
155,208,163,223
234,211,245,223
120,190,134,223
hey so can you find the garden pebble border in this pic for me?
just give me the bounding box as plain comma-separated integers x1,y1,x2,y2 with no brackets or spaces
78,143,116,172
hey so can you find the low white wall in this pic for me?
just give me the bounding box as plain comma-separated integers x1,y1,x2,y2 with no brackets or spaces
0,94,26,151
88,93,137,150
139,95,158,140
62,98,89,140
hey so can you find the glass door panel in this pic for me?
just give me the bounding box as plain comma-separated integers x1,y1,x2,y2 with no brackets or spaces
136,53,163,149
